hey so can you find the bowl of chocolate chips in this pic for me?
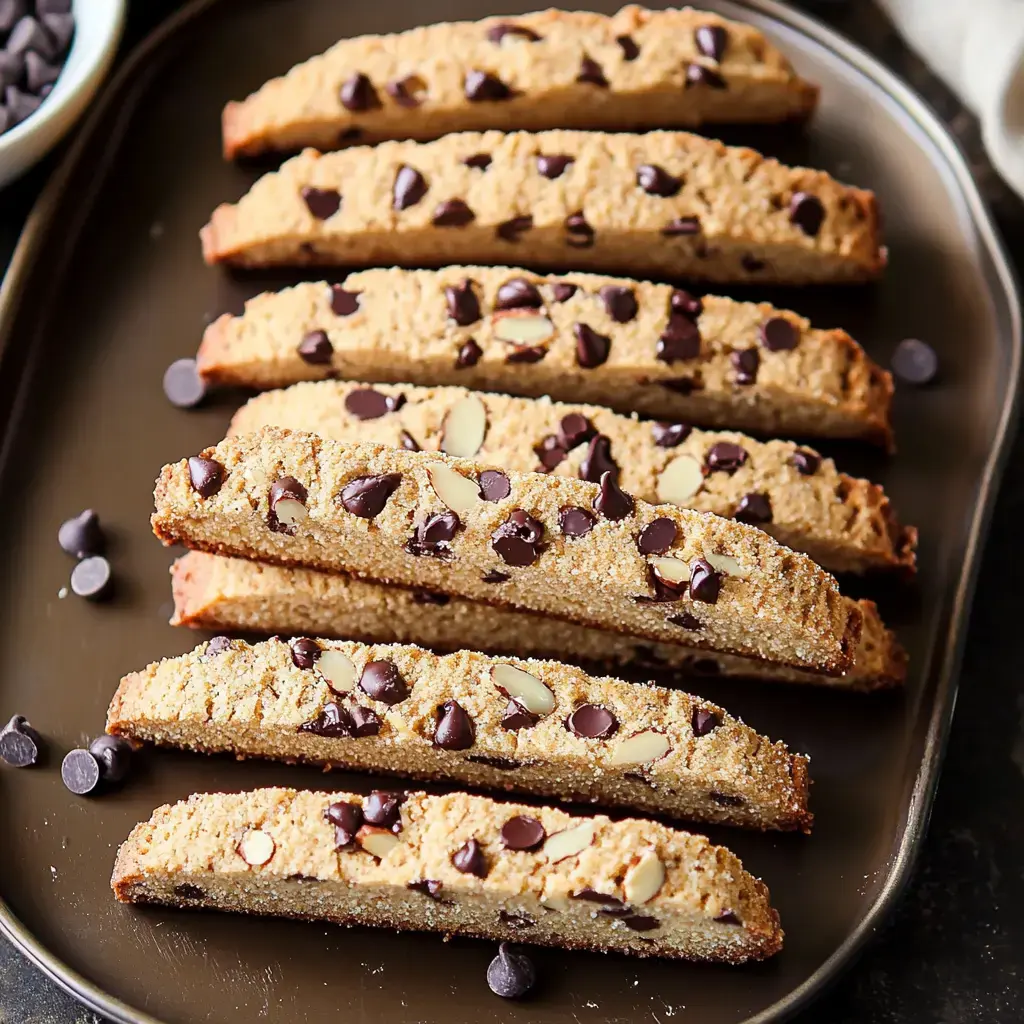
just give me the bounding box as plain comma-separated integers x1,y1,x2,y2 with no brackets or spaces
0,0,124,188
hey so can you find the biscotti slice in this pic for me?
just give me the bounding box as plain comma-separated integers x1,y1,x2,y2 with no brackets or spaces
198,269,893,446
230,381,913,574
108,636,811,830
112,787,783,962
152,429,860,673
200,131,884,284
223,6,818,159
170,553,906,692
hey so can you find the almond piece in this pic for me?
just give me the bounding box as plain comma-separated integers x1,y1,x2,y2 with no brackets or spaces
624,850,665,904
544,821,596,863
441,394,488,459
656,455,703,505
649,555,689,585
492,311,556,346
237,828,275,866
609,730,671,766
704,551,748,578
357,825,400,859
274,498,308,529
427,463,482,513
318,650,356,692
491,663,555,716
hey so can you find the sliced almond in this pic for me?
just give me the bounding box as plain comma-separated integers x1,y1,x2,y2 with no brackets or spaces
274,498,308,529
649,555,689,585
237,828,275,866
540,892,570,912
704,551,748,578
318,650,356,693
609,730,671,766
657,455,703,505
427,463,481,513
492,311,556,347
624,850,665,905
357,825,400,859
491,663,554,716
441,394,488,459
544,821,596,864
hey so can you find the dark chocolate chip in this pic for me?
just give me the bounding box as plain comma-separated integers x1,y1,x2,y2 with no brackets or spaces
487,943,536,999
70,556,111,600
8,15,55,59
668,611,702,630
393,165,428,211
695,24,728,61
594,470,634,521
791,448,820,475
268,476,308,534
162,357,206,408
445,279,481,325
534,435,566,470
741,253,766,272
689,558,721,603
206,636,232,656
88,735,132,784
692,708,721,736
58,509,103,559
345,387,404,419
624,914,660,932
599,285,638,323
465,69,513,101
572,889,625,907
709,791,745,807
339,473,403,518
659,376,700,396
549,281,577,302
350,706,382,737
731,347,760,385
579,434,618,484
735,492,772,524
0,50,24,90
408,879,446,900
0,1,25,35
483,569,511,584
412,589,449,606
498,910,536,929
41,10,73,52
705,442,747,474
433,199,475,227
5,84,39,125
657,314,701,362
671,289,703,318
567,704,617,739
0,715,40,768
558,505,595,538
399,430,419,452
486,22,540,43
359,660,409,705
174,884,206,900
500,814,546,851
685,63,727,88
329,285,361,316
574,323,610,368
456,338,483,368
643,562,685,603
638,518,678,555
500,697,538,731
291,637,322,669
760,317,798,352
789,192,825,236
496,215,532,242
23,50,58,92
616,34,640,60
558,413,595,449
505,345,546,364
652,422,692,448
716,910,742,925
339,72,379,111
385,76,425,108
564,210,594,247
300,186,341,220
452,838,488,877
495,277,542,310
326,801,363,847
407,511,460,557
298,329,333,364
464,153,492,170
363,791,404,829
61,748,101,795
491,510,545,566
479,470,511,502
636,164,681,197
298,702,352,738
434,700,476,750
661,216,702,236
577,55,608,86
537,154,573,179
891,338,938,385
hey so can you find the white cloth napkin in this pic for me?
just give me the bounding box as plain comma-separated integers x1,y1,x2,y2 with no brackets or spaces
877,0,1024,196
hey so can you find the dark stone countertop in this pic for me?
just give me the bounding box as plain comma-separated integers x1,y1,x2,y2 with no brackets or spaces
2,2,1023,1021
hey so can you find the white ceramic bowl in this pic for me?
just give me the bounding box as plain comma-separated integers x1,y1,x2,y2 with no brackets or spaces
0,0,125,189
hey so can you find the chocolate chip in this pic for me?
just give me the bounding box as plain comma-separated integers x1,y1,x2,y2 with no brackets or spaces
759,317,798,352
393,165,428,211
624,915,660,932
669,611,702,630
537,154,573,179
671,290,703,318
298,329,333,364
558,413,595,449
486,22,540,43
495,278,542,310
741,253,766,272
479,470,510,502
408,879,446,900
496,215,532,242
487,943,536,999
735,492,772,524
268,476,308,534
492,510,544,566
61,748,101,795
891,338,938,385
567,704,617,739
617,34,640,60
58,509,103,558
445,279,481,325
695,24,728,61
534,435,566,470
652,422,692,448
500,815,545,851
638,518,678,555
791,448,821,475
558,506,595,538
407,511,460,557
577,55,608,86
0,2,24,35
300,186,341,220
549,281,577,302
363,791,404,829
573,889,625,907
686,63,727,88
657,314,701,362
637,164,681,197
483,569,511,584
329,285,361,316
579,434,618,483
206,636,232,657
789,192,825,236
732,348,759,385
452,838,488,877
574,323,610,368
350,707,382,737
456,338,483,368
339,71,379,111
345,387,403,420
359,660,408,705
659,376,700,396
433,199,475,227
70,556,112,600
174,884,206,900
716,910,742,925
9,15,55,59
88,734,132,784
692,707,721,736
385,76,424,107
291,637,321,669
594,471,634,521
412,589,449,606
599,285,637,323
564,211,594,247
298,702,351,738
464,153,492,170
5,84,39,125
709,792,745,807
326,801,363,847
339,473,402,518
162,357,206,408
0,50,23,90
689,558,721,603
506,345,546,364
498,910,536,929
465,69,513,101
662,216,702,236
706,442,747,474
434,700,475,750
399,431,419,452
0,715,40,768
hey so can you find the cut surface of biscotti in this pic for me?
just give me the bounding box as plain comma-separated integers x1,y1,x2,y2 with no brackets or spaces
197,268,893,447
111,787,782,962
108,636,811,831
170,553,906,692
152,429,860,673
200,131,884,284
222,6,818,159
230,381,913,574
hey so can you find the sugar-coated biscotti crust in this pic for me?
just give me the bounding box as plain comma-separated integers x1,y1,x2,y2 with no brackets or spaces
170,553,906,692
152,429,860,673
230,380,913,574
107,636,812,830
112,787,783,962
200,131,884,284
198,268,894,447
223,6,818,158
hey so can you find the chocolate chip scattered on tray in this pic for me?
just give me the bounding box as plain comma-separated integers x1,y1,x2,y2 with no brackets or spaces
486,942,536,999
891,338,938,385
70,555,112,601
61,747,101,795
0,714,42,767
162,357,207,408
58,508,103,558
88,734,132,783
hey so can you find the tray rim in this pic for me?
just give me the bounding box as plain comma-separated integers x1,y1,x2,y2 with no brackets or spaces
0,2,1019,1022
